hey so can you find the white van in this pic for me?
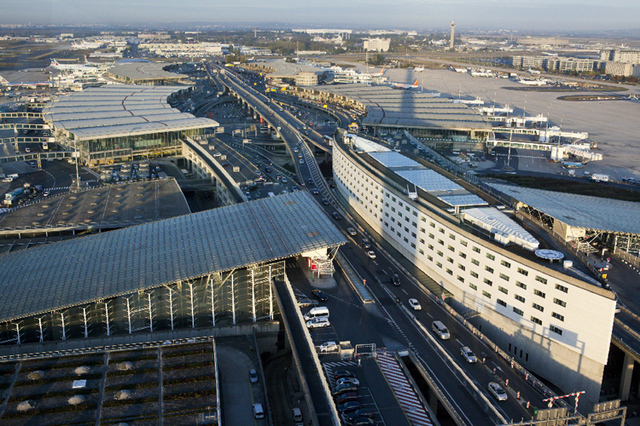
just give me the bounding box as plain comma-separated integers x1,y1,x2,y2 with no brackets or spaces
253,403,264,419
432,321,450,340
304,306,329,321
292,407,303,422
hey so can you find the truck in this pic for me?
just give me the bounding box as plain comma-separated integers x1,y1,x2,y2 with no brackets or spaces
4,187,24,206
591,174,609,182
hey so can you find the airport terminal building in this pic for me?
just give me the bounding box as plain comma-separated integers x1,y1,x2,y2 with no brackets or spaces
332,132,616,407
290,85,493,147
0,192,346,351
43,85,218,166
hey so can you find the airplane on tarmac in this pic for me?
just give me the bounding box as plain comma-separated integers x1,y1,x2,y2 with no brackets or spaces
49,58,100,72
0,75,52,88
390,79,419,90
369,67,386,77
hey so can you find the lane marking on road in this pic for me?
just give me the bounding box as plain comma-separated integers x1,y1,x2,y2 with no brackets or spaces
401,289,408,295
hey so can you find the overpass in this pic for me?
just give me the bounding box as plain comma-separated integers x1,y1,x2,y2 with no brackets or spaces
206,64,331,155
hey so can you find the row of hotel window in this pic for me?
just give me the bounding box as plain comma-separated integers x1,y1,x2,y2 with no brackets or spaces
338,161,569,288
338,161,568,336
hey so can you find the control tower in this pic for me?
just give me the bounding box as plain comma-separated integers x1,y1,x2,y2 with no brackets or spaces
449,22,456,50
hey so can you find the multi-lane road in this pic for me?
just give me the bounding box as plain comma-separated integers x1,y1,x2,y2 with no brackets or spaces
209,63,566,425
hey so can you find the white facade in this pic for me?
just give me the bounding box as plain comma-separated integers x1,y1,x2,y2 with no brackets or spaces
605,61,640,77
333,139,616,406
363,38,391,52
139,42,229,57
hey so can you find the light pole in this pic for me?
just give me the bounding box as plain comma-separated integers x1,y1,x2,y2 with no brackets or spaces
72,138,81,191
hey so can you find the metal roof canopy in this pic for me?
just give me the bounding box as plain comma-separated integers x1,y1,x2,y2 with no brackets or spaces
314,85,491,130
44,108,182,122
0,191,347,323
489,183,640,235
44,85,218,140
69,118,216,140
462,207,540,251
438,194,489,207
345,133,391,153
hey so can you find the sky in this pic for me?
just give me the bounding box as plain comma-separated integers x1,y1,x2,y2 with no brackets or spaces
2,0,640,33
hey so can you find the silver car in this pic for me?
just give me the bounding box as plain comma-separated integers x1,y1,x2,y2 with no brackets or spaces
460,346,477,363
488,382,508,401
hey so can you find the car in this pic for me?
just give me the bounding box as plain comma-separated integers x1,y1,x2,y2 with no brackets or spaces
360,238,371,249
342,409,373,421
312,188,320,195
249,369,259,383
306,317,330,329
366,251,376,259
265,166,271,173
333,383,358,396
488,382,508,401
348,417,376,426
308,179,314,185
337,401,360,413
334,370,356,380
460,346,478,363
43,191,50,197
319,341,338,352
281,177,288,183
408,298,422,311
322,198,330,205
253,403,265,419
336,377,360,387
299,159,304,164
332,212,342,220
391,274,400,286
297,295,319,307
25,147,31,153
335,391,358,404
347,227,357,236
311,289,328,301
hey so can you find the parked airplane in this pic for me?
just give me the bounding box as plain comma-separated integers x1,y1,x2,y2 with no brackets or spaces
369,67,386,77
49,58,99,72
391,79,419,90
449,66,468,73
516,77,546,86
0,75,52,88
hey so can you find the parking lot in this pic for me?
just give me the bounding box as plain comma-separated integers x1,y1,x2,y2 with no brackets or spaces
291,264,413,426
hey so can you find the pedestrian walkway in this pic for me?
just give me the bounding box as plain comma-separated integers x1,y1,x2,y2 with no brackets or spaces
376,349,433,426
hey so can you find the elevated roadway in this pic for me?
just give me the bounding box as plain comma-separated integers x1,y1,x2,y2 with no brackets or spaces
206,64,331,155
201,64,574,424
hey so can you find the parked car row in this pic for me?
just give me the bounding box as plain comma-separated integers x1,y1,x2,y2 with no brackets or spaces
332,370,375,425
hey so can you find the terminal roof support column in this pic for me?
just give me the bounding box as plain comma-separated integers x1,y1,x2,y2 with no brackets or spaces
231,272,236,325
252,269,256,323
269,265,273,321
14,323,21,345
208,274,216,326
37,317,44,343
104,301,111,336
147,292,153,333
188,282,195,328
620,352,635,401
82,306,89,339
60,312,67,340
126,298,132,335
